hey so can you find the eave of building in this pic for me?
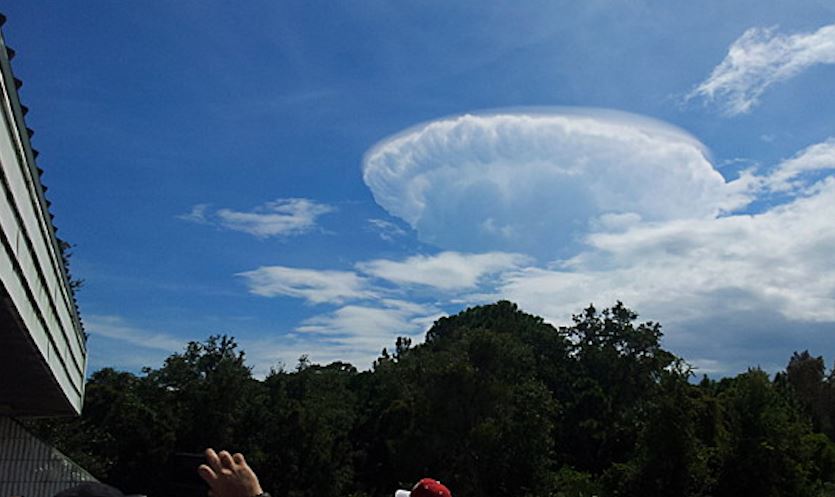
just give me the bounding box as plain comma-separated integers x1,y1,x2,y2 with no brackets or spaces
0,13,87,417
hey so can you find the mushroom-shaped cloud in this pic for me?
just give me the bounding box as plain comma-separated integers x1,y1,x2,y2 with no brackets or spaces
363,109,750,260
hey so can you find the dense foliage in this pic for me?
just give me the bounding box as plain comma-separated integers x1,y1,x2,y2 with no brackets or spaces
26,302,835,497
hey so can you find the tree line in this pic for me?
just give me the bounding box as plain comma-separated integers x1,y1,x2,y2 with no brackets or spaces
26,301,835,497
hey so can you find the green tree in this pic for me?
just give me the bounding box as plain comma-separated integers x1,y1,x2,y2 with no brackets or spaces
144,335,264,452
27,304,835,497
716,369,821,497
260,360,360,497
610,368,701,497
558,303,678,473
368,302,562,497
782,350,832,437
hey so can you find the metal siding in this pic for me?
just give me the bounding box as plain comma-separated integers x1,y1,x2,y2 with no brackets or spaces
0,418,96,497
0,115,82,395
0,34,86,364
0,25,86,415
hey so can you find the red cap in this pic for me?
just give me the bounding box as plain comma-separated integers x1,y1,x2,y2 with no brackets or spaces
407,479,451,497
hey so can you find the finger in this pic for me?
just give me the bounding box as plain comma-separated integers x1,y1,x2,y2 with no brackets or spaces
219,450,236,470
205,448,223,474
233,453,246,466
197,464,218,484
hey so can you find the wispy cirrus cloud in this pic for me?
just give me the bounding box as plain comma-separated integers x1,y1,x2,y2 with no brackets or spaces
367,218,407,242
84,315,190,371
178,203,212,225
85,314,184,351
689,24,835,115
179,198,334,238
763,138,835,193
237,266,374,304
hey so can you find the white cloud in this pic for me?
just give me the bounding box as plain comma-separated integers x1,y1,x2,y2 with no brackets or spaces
177,203,211,224
239,335,362,376
493,175,835,375
363,110,752,260
238,266,374,304
296,300,442,354
225,301,441,376
501,176,835,323
357,251,529,290
764,138,835,192
240,250,528,300
239,301,443,375
367,218,407,241
82,310,426,376
180,198,334,238
689,24,835,115
222,117,835,377
234,251,529,368
356,122,835,376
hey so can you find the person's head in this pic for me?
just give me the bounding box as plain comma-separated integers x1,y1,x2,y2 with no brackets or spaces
394,478,451,497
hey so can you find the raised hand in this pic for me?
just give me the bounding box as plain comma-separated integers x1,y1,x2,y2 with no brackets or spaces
197,448,264,497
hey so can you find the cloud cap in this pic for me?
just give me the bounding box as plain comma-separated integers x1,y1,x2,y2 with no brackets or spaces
363,109,744,261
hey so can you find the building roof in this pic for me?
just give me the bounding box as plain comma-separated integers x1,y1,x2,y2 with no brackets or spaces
0,12,87,417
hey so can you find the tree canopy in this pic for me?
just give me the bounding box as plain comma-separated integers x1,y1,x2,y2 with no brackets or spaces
27,301,835,497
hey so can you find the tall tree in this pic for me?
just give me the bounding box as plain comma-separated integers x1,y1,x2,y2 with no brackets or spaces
259,360,360,497
785,350,830,435
716,369,823,497
558,302,678,473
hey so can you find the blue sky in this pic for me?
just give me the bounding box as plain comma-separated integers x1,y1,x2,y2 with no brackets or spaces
4,1,835,377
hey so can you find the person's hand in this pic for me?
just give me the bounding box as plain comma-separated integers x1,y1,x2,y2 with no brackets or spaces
197,448,263,497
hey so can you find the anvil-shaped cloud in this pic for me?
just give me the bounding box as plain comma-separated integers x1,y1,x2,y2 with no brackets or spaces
224,109,835,376
363,110,752,260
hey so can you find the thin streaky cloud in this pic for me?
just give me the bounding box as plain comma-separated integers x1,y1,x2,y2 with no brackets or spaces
367,218,407,241
765,137,835,192
177,203,211,224
179,198,334,238
689,24,835,115
85,314,184,351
